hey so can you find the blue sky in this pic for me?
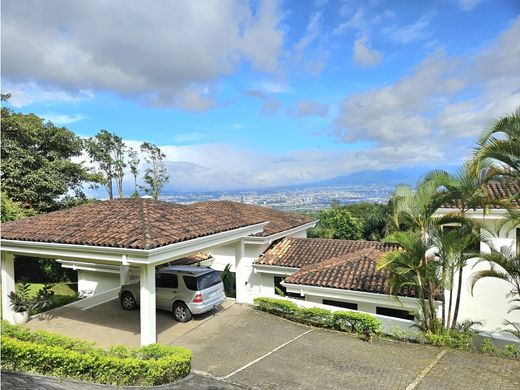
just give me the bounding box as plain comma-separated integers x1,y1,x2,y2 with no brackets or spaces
2,0,520,191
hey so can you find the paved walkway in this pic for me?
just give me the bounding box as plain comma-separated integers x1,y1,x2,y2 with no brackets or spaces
6,304,520,389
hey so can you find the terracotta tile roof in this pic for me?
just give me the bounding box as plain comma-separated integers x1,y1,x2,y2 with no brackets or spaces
0,199,268,250
284,248,410,296
442,180,520,209
485,180,520,208
258,237,399,268
258,237,416,298
191,200,315,237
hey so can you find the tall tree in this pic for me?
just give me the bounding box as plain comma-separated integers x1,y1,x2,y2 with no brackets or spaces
140,142,169,199
128,148,140,198
85,130,127,199
1,105,96,212
378,231,441,333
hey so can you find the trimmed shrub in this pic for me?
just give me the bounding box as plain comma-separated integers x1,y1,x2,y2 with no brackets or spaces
297,307,334,327
253,297,299,315
1,322,191,386
332,311,381,335
253,297,381,339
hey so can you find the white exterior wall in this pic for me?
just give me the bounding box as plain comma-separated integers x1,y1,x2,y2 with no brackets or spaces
448,217,520,333
78,268,140,296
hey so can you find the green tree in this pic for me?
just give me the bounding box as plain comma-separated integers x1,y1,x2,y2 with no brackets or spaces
1,106,96,212
85,130,127,199
308,204,363,240
128,148,140,198
378,231,441,333
140,142,169,199
344,202,391,240
473,106,520,180
1,193,35,222
423,163,495,327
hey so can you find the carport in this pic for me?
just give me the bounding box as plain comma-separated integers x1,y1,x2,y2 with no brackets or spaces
0,199,267,346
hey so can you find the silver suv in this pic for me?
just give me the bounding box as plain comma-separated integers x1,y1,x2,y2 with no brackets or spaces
119,265,226,322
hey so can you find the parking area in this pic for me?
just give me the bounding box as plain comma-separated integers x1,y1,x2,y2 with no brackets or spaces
24,301,520,389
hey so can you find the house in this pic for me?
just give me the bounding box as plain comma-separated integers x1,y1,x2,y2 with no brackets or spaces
435,180,520,332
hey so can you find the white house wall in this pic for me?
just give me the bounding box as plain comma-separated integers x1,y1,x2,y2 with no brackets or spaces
78,270,120,296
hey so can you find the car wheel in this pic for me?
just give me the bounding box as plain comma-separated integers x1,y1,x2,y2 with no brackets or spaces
173,302,192,322
121,292,137,310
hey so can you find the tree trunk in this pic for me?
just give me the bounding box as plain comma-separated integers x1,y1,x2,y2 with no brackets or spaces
452,264,463,328
446,271,454,329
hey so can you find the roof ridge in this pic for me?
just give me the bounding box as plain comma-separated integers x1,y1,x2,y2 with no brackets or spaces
139,199,153,250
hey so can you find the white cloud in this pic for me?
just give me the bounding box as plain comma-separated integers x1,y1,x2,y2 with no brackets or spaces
384,15,431,43
353,36,382,67
39,112,87,125
2,80,94,107
457,0,483,11
1,0,285,110
332,16,520,165
288,100,329,117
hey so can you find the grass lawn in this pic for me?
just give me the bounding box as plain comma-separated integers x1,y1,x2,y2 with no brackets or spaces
15,282,79,314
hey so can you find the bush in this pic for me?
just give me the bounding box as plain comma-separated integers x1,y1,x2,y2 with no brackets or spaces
253,297,299,315
253,298,381,338
297,307,334,327
1,322,191,386
332,311,381,335
423,328,476,350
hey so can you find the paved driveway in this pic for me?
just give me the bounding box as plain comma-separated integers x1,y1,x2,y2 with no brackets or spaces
19,301,520,389
172,304,520,390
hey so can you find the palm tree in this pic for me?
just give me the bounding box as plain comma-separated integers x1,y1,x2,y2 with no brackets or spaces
378,231,441,332
422,162,495,327
473,106,520,181
470,243,520,313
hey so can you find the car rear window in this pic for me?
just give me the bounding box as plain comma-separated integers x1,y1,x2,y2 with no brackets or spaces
183,271,221,291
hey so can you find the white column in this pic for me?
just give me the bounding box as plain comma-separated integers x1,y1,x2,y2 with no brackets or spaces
120,264,130,285
234,239,246,303
1,252,16,323
140,263,156,346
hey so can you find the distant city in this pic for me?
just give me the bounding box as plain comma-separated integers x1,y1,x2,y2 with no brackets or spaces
159,184,394,212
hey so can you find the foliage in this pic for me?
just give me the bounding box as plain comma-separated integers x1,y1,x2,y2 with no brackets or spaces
30,284,56,312
253,297,381,338
8,283,31,313
140,142,169,199
1,322,191,385
378,231,441,333
221,264,236,298
1,106,97,212
128,147,140,197
85,130,127,199
473,106,520,180
254,297,299,315
308,203,363,240
15,257,76,283
342,202,392,240
1,192,35,222
331,311,381,335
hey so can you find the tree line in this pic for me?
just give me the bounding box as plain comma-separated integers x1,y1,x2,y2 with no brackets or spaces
1,94,170,220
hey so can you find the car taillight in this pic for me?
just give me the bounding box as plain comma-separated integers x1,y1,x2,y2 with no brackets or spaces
193,293,203,303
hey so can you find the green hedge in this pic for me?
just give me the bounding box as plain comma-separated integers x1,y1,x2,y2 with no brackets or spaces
253,297,381,336
1,322,191,386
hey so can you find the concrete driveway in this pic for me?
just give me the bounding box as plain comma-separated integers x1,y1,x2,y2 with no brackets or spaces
24,300,520,389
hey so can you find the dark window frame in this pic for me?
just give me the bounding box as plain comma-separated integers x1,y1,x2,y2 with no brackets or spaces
376,306,414,320
322,299,358,310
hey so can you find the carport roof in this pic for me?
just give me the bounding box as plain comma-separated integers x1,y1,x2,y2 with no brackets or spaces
0,199,268,250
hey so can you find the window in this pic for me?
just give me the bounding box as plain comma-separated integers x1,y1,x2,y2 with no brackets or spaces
183,271,221,291
376,307,414,320
274,276,302,299
322,299,358,310
156,273,178,288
